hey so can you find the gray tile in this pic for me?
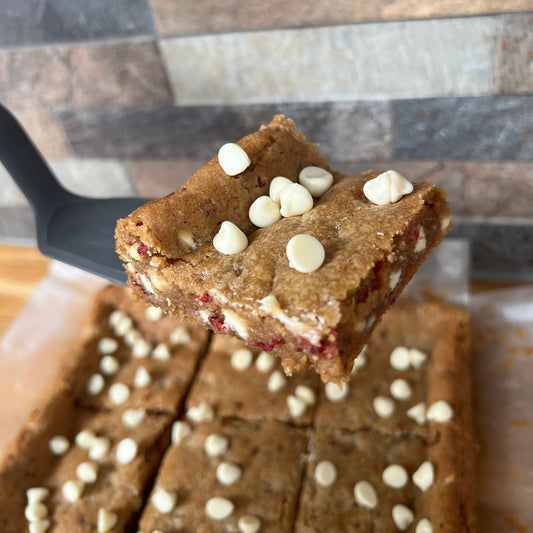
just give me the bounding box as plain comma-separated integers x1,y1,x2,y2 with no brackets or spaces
0,207,36,243
0,41,172,111
159,17,496,105
58,102,393,161
392,96,533,160
449,221,533,282
0,0,154,47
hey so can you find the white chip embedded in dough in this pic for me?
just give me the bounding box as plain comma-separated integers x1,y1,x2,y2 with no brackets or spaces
287,395,307,418
26,487,50,505
255,351,276,373
363,170,413,205
75,430,96,449
28,519,50,533
218,143,251,176
108,383,130,405
269,176,293,204
412,461,435,492
122,407,146,428
204,434,229,457
97,508,117,533
325,382,349,402
238,514,261,533
171,421,192,445
406,402,427,425
213,221,248,254
299,166,333,197
97,337,118,355
152,487,177,513
389,346,410,370
116,438,138,464
86,373,105,396
279,183,314,217
390,378,412,401
314,460,337,487
145,305,163,322
133,366,152,388
416,518,433,533
24,502,48,521
286,234,325,273
76,461,99,483
216,462,242,485
295,385,316,406
132,338,152,358
354,480,378,509
99,355,119,376
230,348,253,371
249,195,281,227
205,497,234,520
392,504,414,531
169,326,191,345
373,396,395,418
62,480,85,502
409,348,427,369
382,464,408,489
427,400,454,422
89,437,111,460
49,435,70,456
186,402,214,425
267,370,287,393
152,342,170,361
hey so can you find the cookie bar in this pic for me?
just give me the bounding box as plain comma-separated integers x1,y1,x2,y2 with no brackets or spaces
138,417,308,533
116,116,450,383
298,303,475,532
66,285,209,414
186,334,320,426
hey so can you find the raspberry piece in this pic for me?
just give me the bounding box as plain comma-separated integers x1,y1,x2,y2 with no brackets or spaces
137,243,148,256
195,293,213,303
208,315,227,333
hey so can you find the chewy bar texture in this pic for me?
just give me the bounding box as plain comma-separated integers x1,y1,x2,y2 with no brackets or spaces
0,286,210,533
138,418,307,533
297,303,475,533
186,334,320,426
116,116,450,384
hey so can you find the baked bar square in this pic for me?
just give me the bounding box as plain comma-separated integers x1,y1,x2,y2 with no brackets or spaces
116,116,450,383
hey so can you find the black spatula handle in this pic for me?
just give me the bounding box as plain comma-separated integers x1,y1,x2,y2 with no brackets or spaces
0,104,76,217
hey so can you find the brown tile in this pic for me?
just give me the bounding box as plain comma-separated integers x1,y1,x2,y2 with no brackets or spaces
12,110,70,160
494,13,533,94
0,40,172,111
149,0,533,36
127,159,203,197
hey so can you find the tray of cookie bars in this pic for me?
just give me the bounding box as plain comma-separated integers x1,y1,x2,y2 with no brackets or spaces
1,237,510,533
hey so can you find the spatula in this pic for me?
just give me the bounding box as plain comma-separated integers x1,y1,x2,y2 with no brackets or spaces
0,104,148,284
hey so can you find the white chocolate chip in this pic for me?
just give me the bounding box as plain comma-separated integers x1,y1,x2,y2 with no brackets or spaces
114,314,133,336
269,176,293,203
299,166,333,197
415,227,427,253
382,464,408,489
213,221,248,254
392,504,414,531
205,497,234,520
97,337,118,355
363,170,413,205
416,518,433,533
390,378,412,401
314,460,337,487
25,503,48,521
389,347,410,370
108,383,130,405
218,143,250,176
97,508,117,533
76,461,98,484
325,382,349,402
116,438,138,464
286,234,325,273
62,480,85,502
89,437,111,461
279,183,314,217
152,487,176,513
75,430,96,449
122,407,146,428
100,355,120,376
407,402,427,426
258,293,282,315
427,400,454,422
49,435,70,456
152,342,170,361
412,461,435,492
223,310,249,340
28,520,50,533
249,195,281,227
351,345,368,373
255,351,276,373
238,515,261,533
108,309,126,329
373,396,395,418
267,370,287,393
171,421,192,445
169,326,190,345
441,216,451,231
204,434,229,457
186,402,214,425
216,462,242,485
389,269,402,290
132,338,152,358
86,373,105,396
27,488,50,505
287,395,307,418
124,328,142,348
230,348,253,371
133,366,152,388
178,229,197,250
409,348,427,369
145,305,163,322
354,480,378,509
295,385,316,406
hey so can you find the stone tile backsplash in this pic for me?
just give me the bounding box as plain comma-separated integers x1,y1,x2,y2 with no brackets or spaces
0,1,531,278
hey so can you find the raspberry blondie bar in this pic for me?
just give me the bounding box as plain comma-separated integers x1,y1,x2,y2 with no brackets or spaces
116,116,450,383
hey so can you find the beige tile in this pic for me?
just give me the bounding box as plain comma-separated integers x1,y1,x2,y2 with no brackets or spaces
494,14,533,94
159,18,497,105
0,40,172,111
127,159,202,197
0,164,28,207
